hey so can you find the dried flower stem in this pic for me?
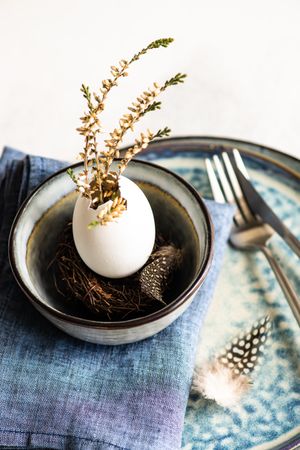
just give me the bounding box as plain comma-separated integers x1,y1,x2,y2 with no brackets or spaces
104,74,186,171
119,127,171,174
68,38,186,226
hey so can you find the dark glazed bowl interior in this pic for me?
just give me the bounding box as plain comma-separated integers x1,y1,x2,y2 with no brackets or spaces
10,159,214,327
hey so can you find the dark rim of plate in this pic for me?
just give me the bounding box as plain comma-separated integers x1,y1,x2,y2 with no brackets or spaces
138,135,300,179
8,158,214,330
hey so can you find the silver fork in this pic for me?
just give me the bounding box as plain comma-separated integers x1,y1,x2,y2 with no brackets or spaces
206,149,300,326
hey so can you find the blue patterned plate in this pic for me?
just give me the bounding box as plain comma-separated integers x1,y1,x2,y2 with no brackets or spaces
137,137,300,450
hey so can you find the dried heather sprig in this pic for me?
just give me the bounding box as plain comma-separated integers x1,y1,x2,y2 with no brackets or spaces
105,75,186,168
68,38,186,226
118,127,171,174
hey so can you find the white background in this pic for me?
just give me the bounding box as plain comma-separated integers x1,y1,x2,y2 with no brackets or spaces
1,0,300,162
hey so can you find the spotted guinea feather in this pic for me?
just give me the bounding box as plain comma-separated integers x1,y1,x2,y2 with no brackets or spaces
217,316,271,376
139,245,181,303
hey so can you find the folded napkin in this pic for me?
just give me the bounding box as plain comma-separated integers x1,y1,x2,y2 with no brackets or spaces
0,147,233,450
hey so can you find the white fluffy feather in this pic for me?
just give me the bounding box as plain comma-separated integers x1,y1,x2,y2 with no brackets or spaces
192,360,251,408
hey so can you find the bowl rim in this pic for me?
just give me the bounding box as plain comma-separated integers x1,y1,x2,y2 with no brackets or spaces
9,158,214,330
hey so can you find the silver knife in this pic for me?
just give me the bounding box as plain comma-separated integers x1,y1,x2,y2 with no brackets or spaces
235,166,300,258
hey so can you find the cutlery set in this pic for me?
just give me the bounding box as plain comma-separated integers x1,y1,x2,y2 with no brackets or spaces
206,149,300,326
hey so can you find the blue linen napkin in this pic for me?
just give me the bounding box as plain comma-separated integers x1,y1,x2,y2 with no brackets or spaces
0,147,233,450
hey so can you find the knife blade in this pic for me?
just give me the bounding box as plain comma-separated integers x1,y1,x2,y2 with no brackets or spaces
235,167,300,258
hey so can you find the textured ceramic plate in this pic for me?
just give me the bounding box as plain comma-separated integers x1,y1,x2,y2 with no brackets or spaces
136,137,300,450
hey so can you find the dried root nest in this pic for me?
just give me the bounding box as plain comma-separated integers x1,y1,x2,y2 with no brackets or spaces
50,223,182,321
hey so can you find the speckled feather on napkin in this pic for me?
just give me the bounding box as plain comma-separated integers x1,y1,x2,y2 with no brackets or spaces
0,147,233,450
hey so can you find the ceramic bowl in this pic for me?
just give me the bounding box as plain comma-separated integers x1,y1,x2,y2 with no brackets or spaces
9,159,214,345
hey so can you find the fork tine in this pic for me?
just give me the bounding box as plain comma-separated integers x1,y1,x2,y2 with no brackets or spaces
205,158,226,203
213,155,235,203
222,152,245,199
212,154,244,227
222,152,254,222
233,149,250,180
207,154,244,227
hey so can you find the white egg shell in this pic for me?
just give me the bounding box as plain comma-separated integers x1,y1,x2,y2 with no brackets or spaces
72,175,155,278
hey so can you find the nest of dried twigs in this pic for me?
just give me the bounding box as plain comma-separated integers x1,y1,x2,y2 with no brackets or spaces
49,223,182,321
